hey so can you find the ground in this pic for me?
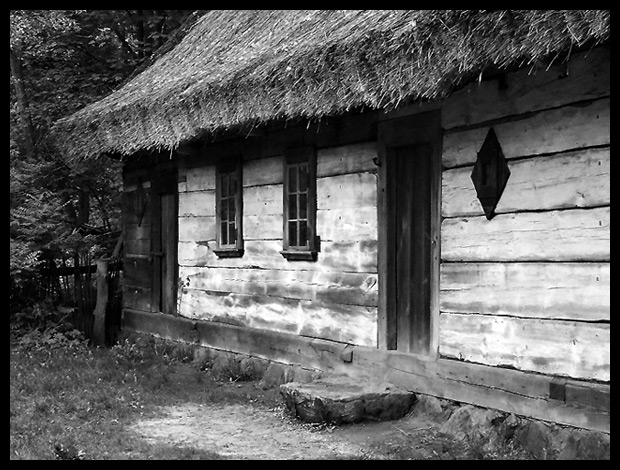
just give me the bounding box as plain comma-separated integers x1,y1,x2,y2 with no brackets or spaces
128,389,473,460
10,329,532,460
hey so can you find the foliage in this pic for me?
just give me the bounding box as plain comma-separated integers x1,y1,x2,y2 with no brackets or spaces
10,10,197,305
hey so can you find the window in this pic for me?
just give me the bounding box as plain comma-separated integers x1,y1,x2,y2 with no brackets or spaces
282,147,318,261
214,157,244,258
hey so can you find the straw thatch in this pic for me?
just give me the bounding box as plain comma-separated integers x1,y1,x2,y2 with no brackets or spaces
52,10,610,161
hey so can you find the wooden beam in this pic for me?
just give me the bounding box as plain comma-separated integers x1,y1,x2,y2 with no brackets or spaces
440,262,610,322
441,207,610,262
439,313,610,381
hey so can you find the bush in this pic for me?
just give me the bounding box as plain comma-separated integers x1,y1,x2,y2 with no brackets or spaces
11,300,86,352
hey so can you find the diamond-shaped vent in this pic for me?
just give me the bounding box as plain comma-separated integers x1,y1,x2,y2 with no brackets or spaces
471,128,511,220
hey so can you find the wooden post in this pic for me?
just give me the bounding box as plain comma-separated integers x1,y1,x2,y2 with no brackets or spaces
92,259,109,346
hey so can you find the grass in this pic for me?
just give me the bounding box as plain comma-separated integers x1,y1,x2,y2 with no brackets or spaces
9,330,276,460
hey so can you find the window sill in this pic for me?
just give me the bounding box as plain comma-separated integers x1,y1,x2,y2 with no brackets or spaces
280,250,318,262
213,248,245,259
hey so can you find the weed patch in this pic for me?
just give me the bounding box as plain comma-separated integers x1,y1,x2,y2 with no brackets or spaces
10,328,230,460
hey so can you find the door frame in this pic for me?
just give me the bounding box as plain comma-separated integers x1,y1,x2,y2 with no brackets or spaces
377,110,442,356
150,164,179,316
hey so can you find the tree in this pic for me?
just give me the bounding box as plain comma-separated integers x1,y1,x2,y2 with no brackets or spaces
10,10,198,306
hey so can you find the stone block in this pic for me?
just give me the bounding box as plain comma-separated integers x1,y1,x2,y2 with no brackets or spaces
280,377,416,424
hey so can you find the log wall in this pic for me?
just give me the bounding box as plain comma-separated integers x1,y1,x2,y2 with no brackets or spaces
177,142,379,347
439,47,610,382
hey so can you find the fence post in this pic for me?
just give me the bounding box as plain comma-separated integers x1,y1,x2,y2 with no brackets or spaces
92,259,109,346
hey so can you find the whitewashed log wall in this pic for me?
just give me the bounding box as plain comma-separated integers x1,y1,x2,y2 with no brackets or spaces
439,48,610,381
174,47,609,382
177,142,379,347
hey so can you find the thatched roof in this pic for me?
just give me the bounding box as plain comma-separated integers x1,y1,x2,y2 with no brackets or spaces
53,10,610,161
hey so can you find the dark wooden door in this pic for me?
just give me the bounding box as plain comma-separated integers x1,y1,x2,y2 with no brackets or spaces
378,110,441,355
389,144,432,354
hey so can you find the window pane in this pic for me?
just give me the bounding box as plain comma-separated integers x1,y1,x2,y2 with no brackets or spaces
299,220,308,247
229,223,237,246
229,176,237,197
288,166,297,193
221,222,228,245
299,193,307,220
229,197,236,221
221,175,229,198
221,198,229,222
288,221,298,247
299,164,308,192
288,194,297,220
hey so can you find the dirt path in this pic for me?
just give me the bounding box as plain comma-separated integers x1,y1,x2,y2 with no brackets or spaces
129,400,453,460
131,403,361,459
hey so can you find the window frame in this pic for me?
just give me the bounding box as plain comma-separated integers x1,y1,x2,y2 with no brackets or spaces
214,156,244,258
281,146,319,261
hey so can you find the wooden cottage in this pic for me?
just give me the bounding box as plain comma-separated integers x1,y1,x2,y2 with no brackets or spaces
54,10,610,433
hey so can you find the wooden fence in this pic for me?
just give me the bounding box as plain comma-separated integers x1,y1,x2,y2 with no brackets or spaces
36,241,123,346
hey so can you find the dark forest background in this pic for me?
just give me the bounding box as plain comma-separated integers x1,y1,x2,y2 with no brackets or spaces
10,10,202,313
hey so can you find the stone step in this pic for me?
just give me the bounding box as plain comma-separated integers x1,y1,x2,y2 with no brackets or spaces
280,377,417,424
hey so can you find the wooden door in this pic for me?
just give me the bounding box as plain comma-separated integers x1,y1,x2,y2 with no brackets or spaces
378,111,441,355
389,144,432,353
151,172,178,316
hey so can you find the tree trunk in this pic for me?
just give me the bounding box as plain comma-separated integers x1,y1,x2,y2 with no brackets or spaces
136,10,146,59
10,47,36,160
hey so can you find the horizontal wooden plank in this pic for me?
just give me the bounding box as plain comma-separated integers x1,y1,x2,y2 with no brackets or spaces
317,142,377,177
181,164,215,192
321,240,378,273
123,285,152,312
123,257,152,289
441,207,610,262
243,156,283,186
179,239,377,273
442,147,610,218
443,98,610,168
178,190,215,217
243,184,283,216
314,110,378,149
179,266,378,307
440,263,610,322
442,47,610,130
179,216,216,243
439,313,610,382
242,124,307,160
124,223,151,241
122,311,609,433
244,214,281,240
125,239,150,257
317,207,378,242
566,381,610,413
178,289,378,347
317,172,377,210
